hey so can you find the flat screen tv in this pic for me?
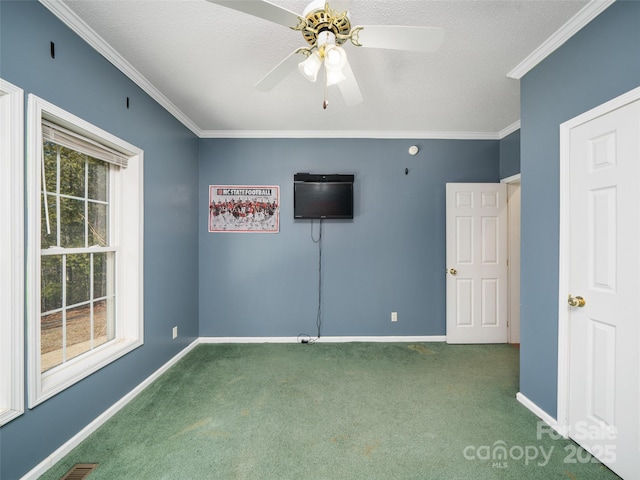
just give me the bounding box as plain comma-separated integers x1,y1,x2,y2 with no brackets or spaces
294,173,354,219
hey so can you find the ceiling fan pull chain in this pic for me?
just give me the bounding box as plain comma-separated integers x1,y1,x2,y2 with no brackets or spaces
323,65,329,109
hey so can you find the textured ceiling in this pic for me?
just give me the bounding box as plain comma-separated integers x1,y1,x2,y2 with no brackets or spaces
58,0,593,137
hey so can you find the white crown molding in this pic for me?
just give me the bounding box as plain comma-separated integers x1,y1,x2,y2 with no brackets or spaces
498,120,521,139
39,0,202,137
198,130,502,140
508,0,615,80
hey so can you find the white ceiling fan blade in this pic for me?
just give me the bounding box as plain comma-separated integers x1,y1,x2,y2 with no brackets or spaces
352,25,444,52
254,50,304,92
303,0,351,16
337,59,363,107
207,0,304,29
329,0,351,13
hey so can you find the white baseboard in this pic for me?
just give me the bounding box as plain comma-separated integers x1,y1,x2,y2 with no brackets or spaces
199,336,299,344
516,392,564,437
21,340,199,480
199,335,447,344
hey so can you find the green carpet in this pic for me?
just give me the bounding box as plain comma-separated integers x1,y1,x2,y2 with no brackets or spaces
39,343,620,479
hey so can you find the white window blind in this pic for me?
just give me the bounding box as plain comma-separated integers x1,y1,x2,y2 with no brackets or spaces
42,120,128,168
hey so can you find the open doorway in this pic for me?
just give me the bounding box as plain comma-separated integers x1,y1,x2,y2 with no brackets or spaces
503,174,521,345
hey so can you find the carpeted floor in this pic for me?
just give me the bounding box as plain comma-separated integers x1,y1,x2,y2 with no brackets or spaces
39,343,620,479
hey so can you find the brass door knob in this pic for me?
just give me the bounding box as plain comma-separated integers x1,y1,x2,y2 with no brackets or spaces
568,295,586,308
449,268,457,275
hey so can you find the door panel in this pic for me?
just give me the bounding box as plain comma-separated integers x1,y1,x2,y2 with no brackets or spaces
456,279,473,326
481,279,498,326
587,319,616,425
590,187,616,290
481,216,499,263
456,216,473,263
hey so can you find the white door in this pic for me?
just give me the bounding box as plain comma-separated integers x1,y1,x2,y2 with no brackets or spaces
562,93,640,479
446,183,508,344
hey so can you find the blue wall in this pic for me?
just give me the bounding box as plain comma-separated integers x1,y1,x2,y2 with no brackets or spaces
499,129,520,180
0,2,200,479
519,0,640,418
199,138,499,337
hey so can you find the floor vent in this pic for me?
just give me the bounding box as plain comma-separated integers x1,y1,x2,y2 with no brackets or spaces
60,463,99,480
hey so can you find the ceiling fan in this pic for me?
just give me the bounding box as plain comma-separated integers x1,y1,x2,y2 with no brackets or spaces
207,0,444,109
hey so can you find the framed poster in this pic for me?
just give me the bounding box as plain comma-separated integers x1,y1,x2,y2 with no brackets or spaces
208,185,279,233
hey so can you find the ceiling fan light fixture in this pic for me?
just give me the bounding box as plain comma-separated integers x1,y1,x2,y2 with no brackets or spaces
298,51,322,82
324,45,347,72
325,68,346,86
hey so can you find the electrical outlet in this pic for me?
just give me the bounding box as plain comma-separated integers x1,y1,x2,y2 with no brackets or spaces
172,326,178,339
391,312,398,322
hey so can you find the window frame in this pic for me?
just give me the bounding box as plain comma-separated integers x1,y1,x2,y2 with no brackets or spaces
27,95,144,408
0,78,25,426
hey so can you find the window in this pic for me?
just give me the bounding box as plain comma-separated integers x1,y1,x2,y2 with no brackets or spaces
40,138,116,372
28,95,144,407
0,78,24,425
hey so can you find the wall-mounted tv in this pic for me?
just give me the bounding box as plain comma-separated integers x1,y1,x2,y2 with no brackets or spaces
294,173,354,219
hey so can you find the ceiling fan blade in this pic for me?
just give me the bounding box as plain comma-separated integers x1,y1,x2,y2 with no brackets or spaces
336,59,363,107
254,50,304,92
352,25,444,52
207,0,304,29
329,0,352,13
